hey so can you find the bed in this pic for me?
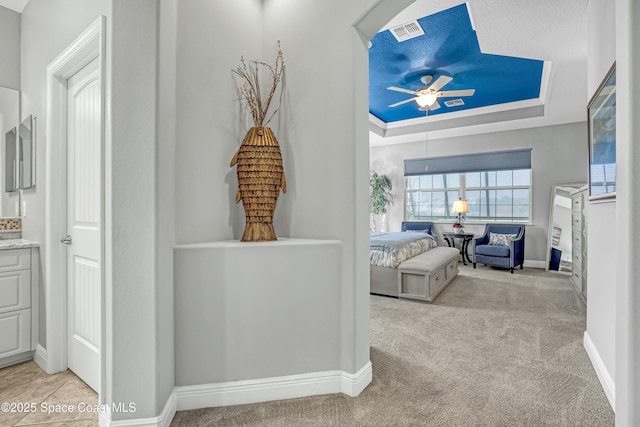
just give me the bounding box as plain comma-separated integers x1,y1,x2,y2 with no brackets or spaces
370,222,437,297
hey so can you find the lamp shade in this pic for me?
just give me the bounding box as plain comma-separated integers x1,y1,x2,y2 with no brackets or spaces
452,199,469,214
416,92,438,107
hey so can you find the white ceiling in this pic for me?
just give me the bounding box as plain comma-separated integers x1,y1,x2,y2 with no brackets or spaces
0,0,28,13
371,0,589,146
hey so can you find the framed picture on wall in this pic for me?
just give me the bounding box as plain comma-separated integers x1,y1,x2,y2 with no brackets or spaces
587,62,616,200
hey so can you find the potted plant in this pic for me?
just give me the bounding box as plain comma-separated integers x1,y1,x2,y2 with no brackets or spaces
370,171,393,232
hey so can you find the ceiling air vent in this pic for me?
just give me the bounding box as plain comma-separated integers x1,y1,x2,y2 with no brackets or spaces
444,99,465,107
390,20,425,42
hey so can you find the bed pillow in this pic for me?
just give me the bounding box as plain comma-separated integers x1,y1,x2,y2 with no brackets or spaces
488,232,518,246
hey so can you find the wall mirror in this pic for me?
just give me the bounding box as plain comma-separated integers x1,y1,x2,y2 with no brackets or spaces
0,86,21,216
4,126,17,192
19,115,34,189
545,183,586,272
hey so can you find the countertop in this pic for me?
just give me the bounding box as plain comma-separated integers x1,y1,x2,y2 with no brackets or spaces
0,239,40,249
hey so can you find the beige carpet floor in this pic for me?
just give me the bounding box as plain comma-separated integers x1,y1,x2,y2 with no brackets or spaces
172,265,615,426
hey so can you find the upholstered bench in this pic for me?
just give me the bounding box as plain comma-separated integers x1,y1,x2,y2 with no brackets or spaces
397,247,460,302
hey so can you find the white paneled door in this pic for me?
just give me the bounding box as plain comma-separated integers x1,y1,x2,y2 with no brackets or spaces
66,57,102,392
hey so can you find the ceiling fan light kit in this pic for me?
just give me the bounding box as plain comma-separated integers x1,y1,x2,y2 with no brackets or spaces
416,92,438,107
387,74,475,111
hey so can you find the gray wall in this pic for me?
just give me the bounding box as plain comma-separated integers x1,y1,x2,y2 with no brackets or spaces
585,0,616,399
108,0,161,420
0,6,20,90
174,0,262,244
157,0,177,415
370,122,588,263
614,0,640,422
174,240,342,385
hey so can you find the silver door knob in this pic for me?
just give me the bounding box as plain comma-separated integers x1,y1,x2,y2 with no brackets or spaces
61,235,72,245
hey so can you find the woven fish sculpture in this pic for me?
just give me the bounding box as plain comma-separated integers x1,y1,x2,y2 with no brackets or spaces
230,127,286,241
231,42,286,241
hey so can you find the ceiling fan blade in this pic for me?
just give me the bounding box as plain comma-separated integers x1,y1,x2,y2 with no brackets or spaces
437,89,476,97
387,86,418,95
428,75,453,92
389,97,419,108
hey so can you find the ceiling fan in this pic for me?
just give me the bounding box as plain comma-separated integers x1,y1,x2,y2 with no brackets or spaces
387,75,475,111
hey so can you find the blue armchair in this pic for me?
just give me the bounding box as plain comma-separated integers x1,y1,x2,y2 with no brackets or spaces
401,221,437,239
473,224,525,274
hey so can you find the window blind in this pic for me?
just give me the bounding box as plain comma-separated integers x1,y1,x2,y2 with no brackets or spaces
404,149,532,176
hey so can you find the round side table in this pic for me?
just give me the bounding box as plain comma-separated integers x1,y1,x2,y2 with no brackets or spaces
442,232,474,265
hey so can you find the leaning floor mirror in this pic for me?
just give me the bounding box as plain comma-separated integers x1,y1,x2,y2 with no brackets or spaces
545,183,586,272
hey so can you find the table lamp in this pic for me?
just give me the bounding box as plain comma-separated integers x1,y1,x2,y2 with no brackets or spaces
452,199,469,227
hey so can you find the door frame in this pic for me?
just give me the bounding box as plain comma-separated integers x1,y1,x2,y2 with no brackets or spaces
44,16,106,398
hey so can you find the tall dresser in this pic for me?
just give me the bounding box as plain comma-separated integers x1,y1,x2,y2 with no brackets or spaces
570,185,588,301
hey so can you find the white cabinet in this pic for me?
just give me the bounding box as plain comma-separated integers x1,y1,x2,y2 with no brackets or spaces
570,186,588,301
0,309,30,358
0,248,35,366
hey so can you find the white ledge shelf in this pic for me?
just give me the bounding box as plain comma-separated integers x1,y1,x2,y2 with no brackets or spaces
174,238,341,250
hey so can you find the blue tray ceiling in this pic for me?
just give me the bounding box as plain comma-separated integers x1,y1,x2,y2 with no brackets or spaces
369,4,544,123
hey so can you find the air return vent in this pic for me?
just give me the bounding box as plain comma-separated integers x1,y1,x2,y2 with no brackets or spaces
444,99,465,107
389,20,425,42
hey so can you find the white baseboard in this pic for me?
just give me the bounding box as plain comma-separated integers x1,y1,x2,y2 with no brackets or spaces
0,351,34,369
342,361,373,397
584,331,615,410
99,390,177,427
34,344,47,371
176,362,373,411
523,260,546,269
95,363,371,427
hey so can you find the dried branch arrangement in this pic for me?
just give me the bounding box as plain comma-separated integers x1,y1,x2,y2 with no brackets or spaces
233,41,285,127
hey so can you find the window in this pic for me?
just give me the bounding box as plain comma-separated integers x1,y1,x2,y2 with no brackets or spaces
464,169,531,222
406,173,461,220
405,169,531,222
404,150,532,223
